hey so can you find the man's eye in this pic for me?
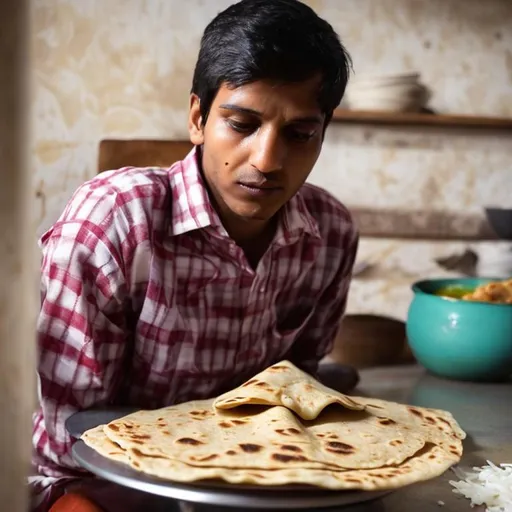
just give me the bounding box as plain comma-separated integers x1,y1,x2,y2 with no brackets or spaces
287,129,316,142
227,120,257,133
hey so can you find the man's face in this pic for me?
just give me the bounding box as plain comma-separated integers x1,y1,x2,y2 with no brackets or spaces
188,77,325,231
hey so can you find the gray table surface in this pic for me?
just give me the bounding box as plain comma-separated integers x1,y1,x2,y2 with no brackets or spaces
198,364,512,512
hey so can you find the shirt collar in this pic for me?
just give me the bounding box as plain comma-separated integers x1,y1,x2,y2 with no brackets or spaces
169,146,321,242
169,147,223,237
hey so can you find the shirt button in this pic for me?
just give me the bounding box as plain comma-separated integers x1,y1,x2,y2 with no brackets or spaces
260,287,265,293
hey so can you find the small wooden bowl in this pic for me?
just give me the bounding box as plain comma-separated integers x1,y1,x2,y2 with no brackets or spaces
330,314,413,368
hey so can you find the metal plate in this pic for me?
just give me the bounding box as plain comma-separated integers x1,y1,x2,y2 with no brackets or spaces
66,408,138,439
69,410,391,510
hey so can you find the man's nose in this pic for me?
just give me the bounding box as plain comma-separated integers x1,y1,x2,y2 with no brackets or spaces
248,127,286,174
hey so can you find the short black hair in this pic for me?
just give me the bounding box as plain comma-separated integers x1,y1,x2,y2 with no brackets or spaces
191,0,352,126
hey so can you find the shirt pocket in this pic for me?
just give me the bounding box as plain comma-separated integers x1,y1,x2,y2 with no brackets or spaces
253,302,317,364
273,301,316,338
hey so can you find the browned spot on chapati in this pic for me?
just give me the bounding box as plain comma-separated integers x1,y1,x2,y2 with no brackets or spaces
450,450,459,455
317,434,325,438
219,421,232,428
408,407,423,417
232,420,246,425
328,434,339,439
131,440,143,445
124,424,133,429
176,437,203,446
275,428,301,437
425,416,436,424
390,440,403,446
439,418,451,426
378,418,397,426
326,441,355,454
438,426,444,431
368,404,384,409
304,384,313,391
190,410,211,417
344,478,362,483
249,473,264,478
108,452,122,456
242,379,258,387
162,430,171,436
280,445,303,453
429,454,437,459
226,450,237,455
256,381,270,388
131,434,151,440
269,365,288,371
108,424,119,431
272,453,307,463
133,461,141,468
158,417,164,421
239,443,263,453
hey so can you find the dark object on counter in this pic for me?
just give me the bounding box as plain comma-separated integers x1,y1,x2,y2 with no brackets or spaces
317,362,360,393
485,207,512,241
435,249,478,276
330,314,414,368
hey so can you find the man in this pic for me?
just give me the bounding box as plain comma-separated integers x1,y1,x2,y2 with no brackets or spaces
31,0,359,510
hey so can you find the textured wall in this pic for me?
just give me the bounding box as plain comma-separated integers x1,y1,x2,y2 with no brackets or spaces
1,0,35,508
32,0,512,319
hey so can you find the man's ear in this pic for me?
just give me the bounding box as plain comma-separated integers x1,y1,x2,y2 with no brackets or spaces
188,94,205,145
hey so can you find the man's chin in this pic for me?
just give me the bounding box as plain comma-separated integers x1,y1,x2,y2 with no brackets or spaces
225,198,279,223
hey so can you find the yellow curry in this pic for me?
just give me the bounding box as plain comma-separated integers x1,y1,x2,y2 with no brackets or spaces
435,278,512,304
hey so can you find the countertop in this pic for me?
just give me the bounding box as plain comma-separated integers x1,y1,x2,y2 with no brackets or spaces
348,365,512,512
196,365,512,512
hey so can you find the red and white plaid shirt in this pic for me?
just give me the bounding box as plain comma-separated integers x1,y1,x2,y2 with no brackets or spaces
30,147,358,509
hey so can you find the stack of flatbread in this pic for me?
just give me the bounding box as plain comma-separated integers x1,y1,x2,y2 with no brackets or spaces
82,361,466,491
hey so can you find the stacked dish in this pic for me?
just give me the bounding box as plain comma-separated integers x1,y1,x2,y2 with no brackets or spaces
81,361,466,492
345,73,430,113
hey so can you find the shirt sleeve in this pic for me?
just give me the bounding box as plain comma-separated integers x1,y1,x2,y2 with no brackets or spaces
32,218,129,473
287,223,359,376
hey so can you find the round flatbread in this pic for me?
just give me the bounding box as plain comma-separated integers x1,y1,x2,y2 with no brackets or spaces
83,426,459,491
213,361,365,420
81,360,466,492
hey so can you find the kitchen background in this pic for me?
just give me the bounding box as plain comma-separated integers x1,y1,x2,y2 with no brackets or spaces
32,0,512,322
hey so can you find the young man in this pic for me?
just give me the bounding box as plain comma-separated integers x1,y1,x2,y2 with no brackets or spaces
31,0,359,510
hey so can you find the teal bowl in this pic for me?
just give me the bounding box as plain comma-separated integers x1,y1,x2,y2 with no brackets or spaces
406,278,512,382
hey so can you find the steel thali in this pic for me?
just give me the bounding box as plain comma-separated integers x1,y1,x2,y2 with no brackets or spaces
69,409,391,510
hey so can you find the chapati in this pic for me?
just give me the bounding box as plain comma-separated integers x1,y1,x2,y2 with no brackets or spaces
83,427,459,491
213,360,364,420
102,400,428,470
81,360,466,492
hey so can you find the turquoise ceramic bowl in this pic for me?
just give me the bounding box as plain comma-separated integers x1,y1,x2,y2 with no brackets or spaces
406,278,512,382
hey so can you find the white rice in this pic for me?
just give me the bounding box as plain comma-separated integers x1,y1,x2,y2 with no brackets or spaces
449,461,512,512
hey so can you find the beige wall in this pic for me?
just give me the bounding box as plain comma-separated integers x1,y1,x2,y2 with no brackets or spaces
32,0,512,319
1,0,35,508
